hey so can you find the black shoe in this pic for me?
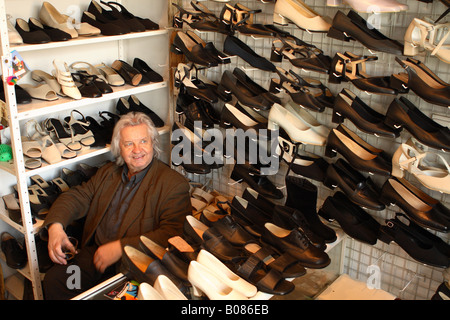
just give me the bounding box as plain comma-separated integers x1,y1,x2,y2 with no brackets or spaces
111,60,142,86
230,163,284,200
319,192,380,245
229,195,271,237
431,282,450,300
332,88,400,138
384,96,450,152
171,31,219,67
87,0,131,33
176,93,215,129
1,232,27,269
99,0,146,32
15,18,51,44
380,177,450,233
323,158,385,211
127,95,164,127
133,58,164,83
0,81,32,104
28,17,71,41
223,35,276,72
378,214,450,268
106,1,159,30
81,11,129,36
261,223,331,269
327,10,403,55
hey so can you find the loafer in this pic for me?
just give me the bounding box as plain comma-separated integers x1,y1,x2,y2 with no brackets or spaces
81,11,128,36
28,17,71,42
319,192,381,245
323,158,385,211
1,232,27,269
229,196,272,237
133,58,164,83
15,18,51,44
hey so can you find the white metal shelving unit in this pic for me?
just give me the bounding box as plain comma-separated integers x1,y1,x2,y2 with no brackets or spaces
0,0,171,299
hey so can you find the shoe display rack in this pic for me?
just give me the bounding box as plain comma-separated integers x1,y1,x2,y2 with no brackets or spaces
0,0,170,299
170,0,449,300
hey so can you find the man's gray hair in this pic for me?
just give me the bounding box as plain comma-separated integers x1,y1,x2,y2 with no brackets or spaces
110,111,161,166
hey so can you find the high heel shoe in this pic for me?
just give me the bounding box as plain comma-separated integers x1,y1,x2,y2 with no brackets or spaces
63,110,96,147
380,177,449,232
392,57,450,107
404,17,450,63
332,88,400,138
384,97,450,152
325,128,392,176
327,10,403,55
43,118,82,151
268,103,327,146
174,63,218,104
329,52,397,95
273,0,332,33
52,59,82,100
111,59,142,86
270,37,332,74
219,3,276,37
188,260,248,300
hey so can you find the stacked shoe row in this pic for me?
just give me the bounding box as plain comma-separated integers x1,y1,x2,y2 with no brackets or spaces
2,164,98,225
15,57,163,103
123,181,336,300
6,1,159,45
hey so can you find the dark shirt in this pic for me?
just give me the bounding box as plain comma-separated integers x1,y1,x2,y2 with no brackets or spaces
94,161,152,245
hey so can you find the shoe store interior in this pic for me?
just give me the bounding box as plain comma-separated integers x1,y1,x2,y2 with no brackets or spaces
0,0,449,301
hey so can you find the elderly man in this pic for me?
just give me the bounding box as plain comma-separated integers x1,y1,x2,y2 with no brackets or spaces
43,111,191,299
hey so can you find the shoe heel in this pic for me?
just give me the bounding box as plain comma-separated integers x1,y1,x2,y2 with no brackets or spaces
170,44,183,55
378,226,394,244
216,83,232,102
383,115,402,131
403,41,420,56
331,110,344,124
230,168,242,182
267,119,280,131
328,71,343,84
327,27,352,42
327,0,342,6
268,79,282,94
270,48,283,62
389,73,409,93
318,209,334,222
324,144,337,158
322,174,338,190
391,147,406,178
273,13,288,26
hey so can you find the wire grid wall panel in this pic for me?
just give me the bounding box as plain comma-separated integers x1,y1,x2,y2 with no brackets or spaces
170,0,450,299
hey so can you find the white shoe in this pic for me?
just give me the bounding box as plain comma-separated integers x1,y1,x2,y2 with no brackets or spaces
153,275,188,300
188,260,248,300
327,0,408,13
52,59,82,100
137,282,164,300
273,0,332,33
196,249,257,298
268,103,326,146
284,101,329,138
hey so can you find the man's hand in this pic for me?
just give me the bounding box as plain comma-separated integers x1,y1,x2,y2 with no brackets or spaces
93,240,122,273
47,223,74,265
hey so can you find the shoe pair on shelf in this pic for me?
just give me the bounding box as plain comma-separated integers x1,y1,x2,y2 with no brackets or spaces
81,0,159,36
391,138,450,194
270,37,332,74
378,213,450,268
269,66,334,112
176,91,220,129
327,10,404,55
14,17,70,44
391,57,450,107
111,58,163,87
116,95,164,128
380,176,450,233
171,30,230,67
325,124,392,177
217,68,280,111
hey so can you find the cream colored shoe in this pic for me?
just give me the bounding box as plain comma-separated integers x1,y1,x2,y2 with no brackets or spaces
52,59,82,100
7,14,23,45
39,1,78,38
95,63,125,86
327,0,407,12
137,282,164,300
284,100,329,138
31,69,62,96
273,0,332,33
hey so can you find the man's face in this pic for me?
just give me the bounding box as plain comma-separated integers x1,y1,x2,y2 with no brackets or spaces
120,123,154,175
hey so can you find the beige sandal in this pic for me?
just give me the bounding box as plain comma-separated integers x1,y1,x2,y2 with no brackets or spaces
20,83,58,101
31,69,62,96
95,62,125,86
